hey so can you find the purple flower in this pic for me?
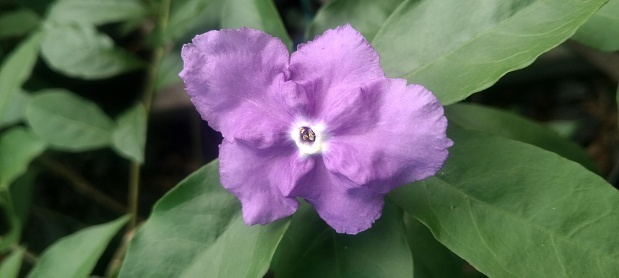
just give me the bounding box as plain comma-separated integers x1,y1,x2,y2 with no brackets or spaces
180,24,452,234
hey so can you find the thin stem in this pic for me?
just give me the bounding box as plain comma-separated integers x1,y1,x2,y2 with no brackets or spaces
38,157,127,214
0,236,39,265
127,0,172,231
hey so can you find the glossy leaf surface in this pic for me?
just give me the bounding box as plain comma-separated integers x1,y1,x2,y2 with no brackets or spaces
445,103,598,172
119,161,290,278
391,127,619,277
272,202,413,278
573,0,619,51
371,0,606,104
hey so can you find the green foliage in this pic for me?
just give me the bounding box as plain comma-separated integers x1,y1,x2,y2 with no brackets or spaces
403,215,475,278
27,216,129,278
391,127,619,277
25,89,115,151
445,103,598,172
272,202,413,278
0,9,40,39
0,249,25,278
0,32,42,121
162,0,217,41
40,22,144,79
0,127,46,189
221,0,292,51
308,0,403,40
2,0,618,277
0,90,30,129
112,104,147,163
46,0,147,26
371,0,605,104
119,161,289,278
573,0,619,51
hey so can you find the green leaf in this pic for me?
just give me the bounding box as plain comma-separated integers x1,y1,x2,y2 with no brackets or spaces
0,127,46,189
221,0,292,51
272,202,413,278
155,52,183,91
119,161,290,278
445,103,598,173
46,0,147,26
164,0,215,42
0,90,30,129
403,215,477,278
308,0,403,41
0,9,40,39
27,216,128,278
0,192,21,251
0,172,37,252
112,104,147,163
25,89,115,151
391,127,619,277
573,0,619,51
371,0,607,104
40,22,144,79
0,32,42,122
0,248,25,278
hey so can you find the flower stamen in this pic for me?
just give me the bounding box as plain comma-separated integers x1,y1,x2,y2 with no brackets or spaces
300,127,316,143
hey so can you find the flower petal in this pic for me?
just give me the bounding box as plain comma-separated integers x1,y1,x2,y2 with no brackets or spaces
292,158,384,234
289,24,384,118
323,78,452,194
219,139,314,225
180,28,308,148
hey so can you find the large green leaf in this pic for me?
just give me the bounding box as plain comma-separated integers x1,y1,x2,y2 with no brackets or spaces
308,0,403,40
221,0,292,51
0,191,20,251
112,103,147,163
25,89,115,151
0,9,40,39
0,32,42,121
0,249,25,278
573,0,619,51
391,127,619,277
46,0,147,26
0,127,46,189
272,202,413,278
119,161,290,278
40,22,144,79
445,103,598,172
27,216,128,278
371,0,607,104
402,215,474,278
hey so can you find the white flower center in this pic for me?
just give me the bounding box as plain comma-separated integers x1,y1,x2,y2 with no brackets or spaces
291,121,326,156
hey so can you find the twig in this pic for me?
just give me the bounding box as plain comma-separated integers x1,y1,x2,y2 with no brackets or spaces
37,156,127,214
127,0,171,230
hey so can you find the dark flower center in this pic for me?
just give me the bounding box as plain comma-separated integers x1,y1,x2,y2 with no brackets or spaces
299,126,316,143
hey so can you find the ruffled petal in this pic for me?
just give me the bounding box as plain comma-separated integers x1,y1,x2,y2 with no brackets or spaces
322,78,452,194
292,158,384,234
180,28,308,148
289,24,384,118
219,139,314,225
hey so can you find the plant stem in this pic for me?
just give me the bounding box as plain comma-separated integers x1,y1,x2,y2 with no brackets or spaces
38,156,127,214
127,0,171,231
